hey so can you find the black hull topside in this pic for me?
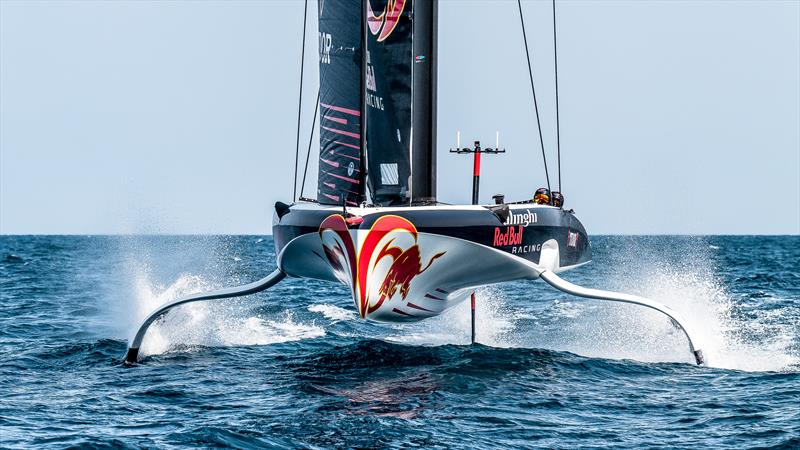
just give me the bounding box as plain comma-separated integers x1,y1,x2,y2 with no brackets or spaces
272,201,591,322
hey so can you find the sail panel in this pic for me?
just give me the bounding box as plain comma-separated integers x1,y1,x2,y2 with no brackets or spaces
364,0,436,206
364,0,413,206
317,0,364,206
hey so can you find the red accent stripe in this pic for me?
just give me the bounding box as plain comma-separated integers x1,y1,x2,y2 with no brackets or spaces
392,308,415,317
323,115,348,125
318,215,357,314
320,102,361,117
334,140,360,150
321,158,339,168
323,182,336,189
326,171,360,184
335,152,360,161
425,293,445,301
407,302,432,312
343,187,360,195
359,217,419,316
322,138,361,152
322,125,360,140
346,200,358,206
322,193,339,201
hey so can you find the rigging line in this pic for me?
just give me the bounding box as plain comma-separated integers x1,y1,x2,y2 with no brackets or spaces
300,90,321,198
517,0,551,192
292,0,309,201
553,0,562,193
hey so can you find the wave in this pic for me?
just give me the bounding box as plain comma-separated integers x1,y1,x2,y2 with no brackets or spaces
308,303,355,322
2,254,25,264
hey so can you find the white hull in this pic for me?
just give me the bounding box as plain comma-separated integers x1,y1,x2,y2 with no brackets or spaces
278,212,579,322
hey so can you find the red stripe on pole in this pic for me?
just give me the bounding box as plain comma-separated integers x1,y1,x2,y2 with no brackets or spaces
473,152,481,177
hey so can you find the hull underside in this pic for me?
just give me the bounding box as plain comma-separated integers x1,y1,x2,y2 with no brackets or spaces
273,202,591,322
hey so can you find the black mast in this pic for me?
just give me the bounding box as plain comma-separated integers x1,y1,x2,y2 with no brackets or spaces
410,0,437,204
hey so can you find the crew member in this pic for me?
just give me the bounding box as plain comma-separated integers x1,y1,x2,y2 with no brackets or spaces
533,187,551,205
551,191,564,208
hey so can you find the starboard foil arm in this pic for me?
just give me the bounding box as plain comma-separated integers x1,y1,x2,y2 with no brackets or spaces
536,270,705,365
124,269,286,364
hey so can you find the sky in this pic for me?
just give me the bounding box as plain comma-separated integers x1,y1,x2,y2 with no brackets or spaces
1,0,798,235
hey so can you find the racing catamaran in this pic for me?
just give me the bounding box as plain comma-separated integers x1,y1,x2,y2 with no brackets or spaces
125,0,704,365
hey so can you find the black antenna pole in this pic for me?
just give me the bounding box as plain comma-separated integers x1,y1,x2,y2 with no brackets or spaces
449,139,505,206
553,0,562,193
292,0,309,201
517,0,551,192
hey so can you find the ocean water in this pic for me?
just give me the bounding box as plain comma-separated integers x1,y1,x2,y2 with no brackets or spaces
0,235,798,448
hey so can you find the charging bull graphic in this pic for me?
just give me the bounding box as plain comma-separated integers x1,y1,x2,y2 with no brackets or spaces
367,0,406,42
319,214,444,318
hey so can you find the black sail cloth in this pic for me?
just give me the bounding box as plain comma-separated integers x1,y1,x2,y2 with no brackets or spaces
317,0,364,206
316,0,436,207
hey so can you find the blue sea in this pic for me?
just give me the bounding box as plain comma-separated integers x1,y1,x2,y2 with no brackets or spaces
1,235,798,448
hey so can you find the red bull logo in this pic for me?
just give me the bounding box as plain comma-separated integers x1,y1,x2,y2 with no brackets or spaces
367,0,406,42
493,225,524,247
319,214,444,318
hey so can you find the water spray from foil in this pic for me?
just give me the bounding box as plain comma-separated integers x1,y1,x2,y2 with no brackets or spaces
106,236,323,359
520,238,799,372
385,237,799,372
130,270,324,358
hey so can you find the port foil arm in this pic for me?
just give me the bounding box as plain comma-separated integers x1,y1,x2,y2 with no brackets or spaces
124,269,286,363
